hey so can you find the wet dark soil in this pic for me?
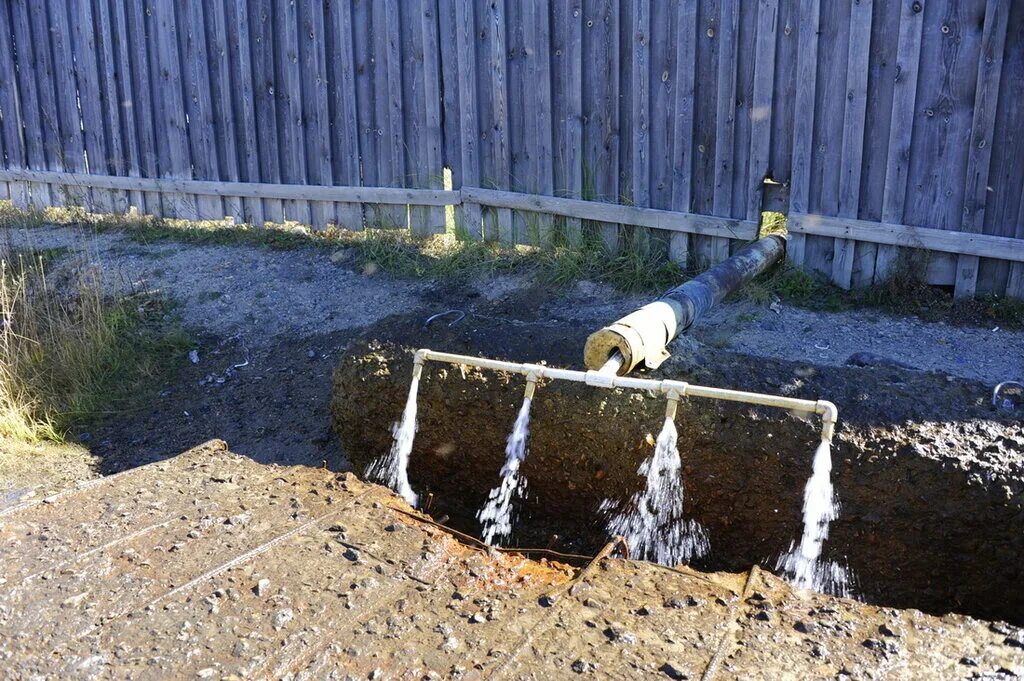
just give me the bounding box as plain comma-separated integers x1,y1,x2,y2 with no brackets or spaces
89,329,352,474
332,296,1024,626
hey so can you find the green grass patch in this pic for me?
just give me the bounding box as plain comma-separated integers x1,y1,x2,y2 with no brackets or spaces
0,241,191,443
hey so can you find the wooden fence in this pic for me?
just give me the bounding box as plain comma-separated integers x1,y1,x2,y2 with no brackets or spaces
0,0,1022,299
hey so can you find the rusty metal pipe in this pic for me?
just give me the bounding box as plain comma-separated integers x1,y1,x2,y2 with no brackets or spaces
584,235,786,374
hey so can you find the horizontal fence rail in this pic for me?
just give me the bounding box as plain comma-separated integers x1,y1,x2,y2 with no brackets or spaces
0,0,1021,298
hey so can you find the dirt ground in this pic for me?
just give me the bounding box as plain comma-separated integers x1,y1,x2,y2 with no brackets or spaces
1,224,1020,501
3,441,1021,679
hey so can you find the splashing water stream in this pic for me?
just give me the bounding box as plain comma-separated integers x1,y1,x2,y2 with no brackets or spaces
602,417,709,565
477,396,532,546
775,439,853,597
365,373,419,507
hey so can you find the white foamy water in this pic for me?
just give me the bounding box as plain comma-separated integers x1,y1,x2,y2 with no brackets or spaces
364,374,419,507
477,397,532,546
775,439,854,597
602,417,710,565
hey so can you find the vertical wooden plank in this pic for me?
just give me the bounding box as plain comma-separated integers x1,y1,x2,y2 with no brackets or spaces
710,0,740,263
26,1,64,206
109,0,147,214
832,0,873,289
506,0,528,242
228,0,265,226
0,2,27,208
273,0,310,225
369,0,406,228
413,0,446,236
976,1,1024,296
630,0,651,250
93,0,130,212
802,0,848,277
876,0,925,282
149,0,196,219
71,0,115,212
47,0,87,206
852,0,901,287
523,0,554,245
691,0,719,266
206,0,244,223
325,0,363,230
581,0,620,252
955,0,1010,299
178,1,223,221
1008,178,1024,299
354,0,378,228
787,0,821,268
249,0,284,223
297,0,332,230
484,0,512,242
9,1,52,208
557,0,583,245
745,0,778,223
454,0,482,238
125,2,162,216
670,0,698,266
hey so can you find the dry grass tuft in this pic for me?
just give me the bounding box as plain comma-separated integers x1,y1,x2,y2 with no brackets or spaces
0,240,189,443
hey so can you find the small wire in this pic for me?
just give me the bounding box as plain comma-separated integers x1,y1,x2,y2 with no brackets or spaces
423,309,465,328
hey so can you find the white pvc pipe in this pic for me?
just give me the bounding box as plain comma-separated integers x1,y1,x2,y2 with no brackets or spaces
414,349,839,443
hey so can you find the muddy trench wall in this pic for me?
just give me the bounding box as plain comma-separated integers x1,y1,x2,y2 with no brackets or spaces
333,338,1024,625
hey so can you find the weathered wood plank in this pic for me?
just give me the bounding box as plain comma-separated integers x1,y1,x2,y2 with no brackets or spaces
453,0,482,238
712,0,742,263
485,0,513,243
92,0,128,212
580,0,620,252
801,0,848,278
26,1,65,206
413,0,446,236
297,0,333,230
274,0,310,225
224,0,263,226
0,2,26,207
326,0,364,231
71,0,116,212
788,212,1024,263
787,0,821,268
461,186,759,240
178,1,223,220
124,3,161,216
670,0,698,266
205,0,244,223
876,0,925,282
0,169,460,205
832,0,873,289
249,0,284,223
149,1,197,219
629,0,651,252
108,1,147,213
45,0,86,185
745,0,778,223
9,1,53,208
522,0,554,246
353,0,377,228
955,0,1010,299
368,0,406,228
383,0,409,228
1008,178,1024,298
556,0,584,244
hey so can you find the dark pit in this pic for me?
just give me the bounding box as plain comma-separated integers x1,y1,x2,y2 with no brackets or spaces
332,313,1024,625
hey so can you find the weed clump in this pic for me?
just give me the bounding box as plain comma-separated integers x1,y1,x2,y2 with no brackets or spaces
0,241,189,443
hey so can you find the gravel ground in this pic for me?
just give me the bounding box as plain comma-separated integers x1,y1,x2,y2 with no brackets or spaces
0,223,1020,487
2,226,425,347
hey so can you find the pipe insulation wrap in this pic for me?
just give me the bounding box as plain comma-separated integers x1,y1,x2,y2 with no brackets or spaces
584,235,786,373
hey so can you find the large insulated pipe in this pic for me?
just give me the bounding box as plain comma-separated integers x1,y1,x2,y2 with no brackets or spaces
583,234,786,374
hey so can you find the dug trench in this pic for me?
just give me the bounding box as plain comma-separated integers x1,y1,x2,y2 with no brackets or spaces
332,305,1024,627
